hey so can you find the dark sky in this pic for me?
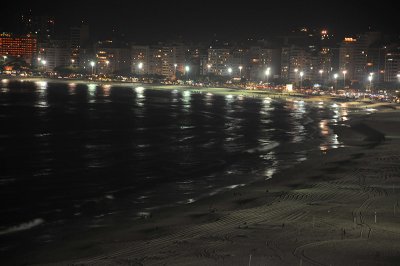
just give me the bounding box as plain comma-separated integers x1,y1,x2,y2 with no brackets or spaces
1,0,399,42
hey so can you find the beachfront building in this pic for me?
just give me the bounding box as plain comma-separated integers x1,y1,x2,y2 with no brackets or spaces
281,45,313,83
248,47,280,81
207,48,231,76
37,40,71,71
95,40,131,74
0,33,37,64
339,33,383,83
384,52,400,83
70,24,90,68
131,44,186,78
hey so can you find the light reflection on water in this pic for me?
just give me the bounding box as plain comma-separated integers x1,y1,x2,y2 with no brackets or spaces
0,81,351,232
35,81,48,108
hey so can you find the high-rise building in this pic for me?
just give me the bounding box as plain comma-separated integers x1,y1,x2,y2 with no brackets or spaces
37,40,71,71
70,25,90,67
384,52,400,83
338,33,383,83
185,45,204,78
281,45,312,83
161,45,186,77
248,47,280,81
208,48,231,76
95,40,131,74
131,44,186,77
0,33,37,63
21,12,55,41
131,45,150,74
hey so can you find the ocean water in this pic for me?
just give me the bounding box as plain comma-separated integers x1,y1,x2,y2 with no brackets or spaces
0,80,348,252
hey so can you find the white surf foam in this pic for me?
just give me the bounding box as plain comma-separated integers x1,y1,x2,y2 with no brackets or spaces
0,218,44,236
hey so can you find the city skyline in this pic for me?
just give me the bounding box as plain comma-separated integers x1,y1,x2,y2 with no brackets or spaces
1,1,399,41
1,1,400,88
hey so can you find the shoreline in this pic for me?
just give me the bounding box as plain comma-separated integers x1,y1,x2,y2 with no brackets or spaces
1,79,400,265
1,75,351,103
4,76,398,112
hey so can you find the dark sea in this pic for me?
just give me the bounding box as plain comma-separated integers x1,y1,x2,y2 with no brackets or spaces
0,80,349,256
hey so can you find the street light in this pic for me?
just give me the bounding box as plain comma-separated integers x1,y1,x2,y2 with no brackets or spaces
319,69,324,81
174,63,178,76
90,61,95,75
106,60,110,74
294,68,299,86
137,62,143,75
300,71,304,88
207,64,212,73
228,67,233,75
239,66,243,78
342,70,347,88
368,74,373,90
41,60,47,72
334,73,339,91
185,65,190,80
265,67,271,85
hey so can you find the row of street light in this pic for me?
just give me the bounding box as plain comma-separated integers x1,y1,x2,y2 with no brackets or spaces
35,59,399,85
294,69,350,88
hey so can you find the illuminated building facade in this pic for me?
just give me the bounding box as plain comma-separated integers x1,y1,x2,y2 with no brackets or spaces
384,52,400,82
207,48,231,76
131,44,186,77
0,33,37,63
37,40,71,71
248,47,280,81
95,40,131,74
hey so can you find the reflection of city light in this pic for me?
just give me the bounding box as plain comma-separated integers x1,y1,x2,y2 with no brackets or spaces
88,84,96,97
320,146,328,152
35,81,48,108
1,79,9,84
226,95,233,99
135,87,145,94
68,83,76,95
319,120,329,136
182,90,191,110
88,84,96,91
36,81,48,89
263,98,271,104
103,84,111,97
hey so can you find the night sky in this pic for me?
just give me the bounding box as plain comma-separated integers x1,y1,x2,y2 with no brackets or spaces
1,0,399,42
